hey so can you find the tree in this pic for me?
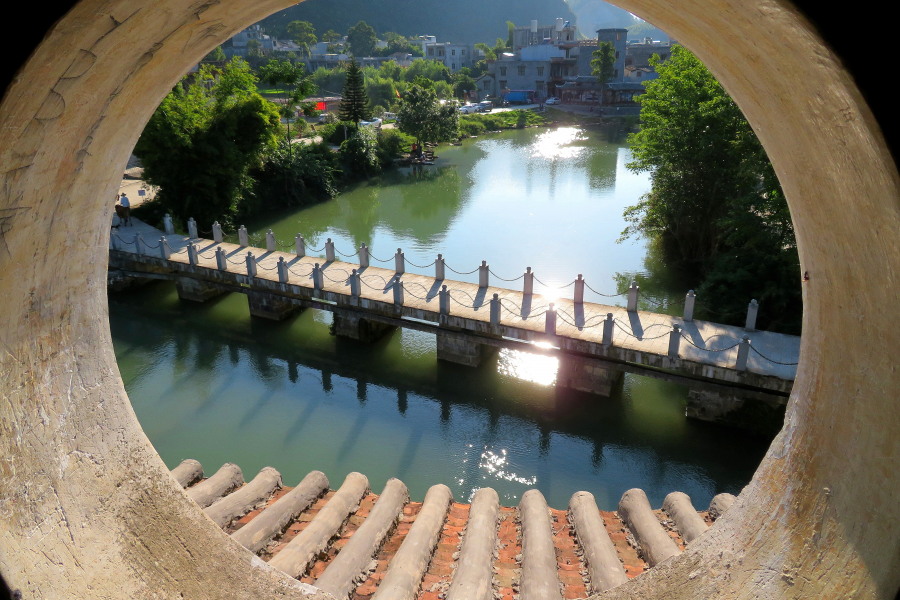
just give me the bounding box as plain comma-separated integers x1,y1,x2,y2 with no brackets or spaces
203,46,226,62
321,29,341,43
246,39,263,58
134,59,280,227
339,58,372,122
397,84,458,146
591,42,616,89
287,20,317,49
474,43,496,61
258,59,317,155
622,46,799,332
347,20,377,57
452,68,476,98
507,21,515,49
339,125,380,177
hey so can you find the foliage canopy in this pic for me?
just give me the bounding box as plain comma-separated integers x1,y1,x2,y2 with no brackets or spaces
624,46,800,332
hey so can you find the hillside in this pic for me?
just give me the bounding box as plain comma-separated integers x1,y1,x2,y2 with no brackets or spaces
259,0,576,45
565,0,669,40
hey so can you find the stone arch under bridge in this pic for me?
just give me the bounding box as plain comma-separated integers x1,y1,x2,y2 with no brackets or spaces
0,0,898,598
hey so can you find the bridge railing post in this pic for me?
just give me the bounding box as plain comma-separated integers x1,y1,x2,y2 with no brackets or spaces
266,229,276,252
523,267,534,296
277,257,289,283
668,324,682,358
133,234,144,255
684,290,696,321
187,242,198,266
627,280,640,312
745,299,759,331
574,274,584,304
215,247,226,271
163,214,175,235
313,263,322,291
435,254,445,280
295,235,305,257
238,226,249,248
393,277,404,306
188,218,198,240
490,293,500,327
212,222,223,244
602,313,614,346
395,249,405,274
479,261,489,288
246,252,257,278
325,238,335,262
439,285,450,316
358,243,368,268
160,237,170,260
351,269,360,298
545,303,557,335
736,336,751,371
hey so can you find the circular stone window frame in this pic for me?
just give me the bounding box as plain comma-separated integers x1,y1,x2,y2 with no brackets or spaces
0,0,898,598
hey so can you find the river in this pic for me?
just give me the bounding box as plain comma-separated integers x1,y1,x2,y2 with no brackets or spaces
110,126,769,509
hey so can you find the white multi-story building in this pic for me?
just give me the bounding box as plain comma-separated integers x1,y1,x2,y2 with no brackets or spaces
423,42,474,73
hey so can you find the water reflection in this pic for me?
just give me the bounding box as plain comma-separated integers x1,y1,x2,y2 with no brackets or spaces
111,282,769,510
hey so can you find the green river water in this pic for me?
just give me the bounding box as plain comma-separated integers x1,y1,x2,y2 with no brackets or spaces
110,127,770,509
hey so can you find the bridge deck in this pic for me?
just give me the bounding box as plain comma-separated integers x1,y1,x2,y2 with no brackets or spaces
111,220,799,382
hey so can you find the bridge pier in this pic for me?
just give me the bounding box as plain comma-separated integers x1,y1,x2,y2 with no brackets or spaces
247,291,299,321
175,276,224,303
333,313,395,342
557,354,624,396
436,331,498,367
685,389,786,435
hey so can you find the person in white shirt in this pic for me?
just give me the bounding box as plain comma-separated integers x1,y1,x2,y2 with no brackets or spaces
118,193,131,227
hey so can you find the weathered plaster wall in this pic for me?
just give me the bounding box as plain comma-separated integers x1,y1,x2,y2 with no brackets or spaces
0,0,897,599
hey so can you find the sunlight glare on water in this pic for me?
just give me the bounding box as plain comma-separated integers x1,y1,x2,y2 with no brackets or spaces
498,343,559,386
530,127,588,160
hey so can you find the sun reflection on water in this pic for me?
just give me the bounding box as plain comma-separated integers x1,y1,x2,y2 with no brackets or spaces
479,448,537,486
530,127,587,160
497,344,559,386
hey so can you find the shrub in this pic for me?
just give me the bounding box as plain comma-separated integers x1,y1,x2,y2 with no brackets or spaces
339,126,380,177
318,121,359,145
376,129,414,163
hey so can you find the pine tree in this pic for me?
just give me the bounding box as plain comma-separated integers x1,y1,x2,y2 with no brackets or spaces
339,58,372,123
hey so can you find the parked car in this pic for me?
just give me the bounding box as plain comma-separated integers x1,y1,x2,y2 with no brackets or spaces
546,97,560,105
458,104,478,114
360,118,383,128
477,101,493,112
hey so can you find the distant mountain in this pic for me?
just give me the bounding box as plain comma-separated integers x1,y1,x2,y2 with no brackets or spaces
259,0,576,45
564,0,669,40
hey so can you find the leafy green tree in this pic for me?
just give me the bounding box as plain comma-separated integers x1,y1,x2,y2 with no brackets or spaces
507,21,515,49
322,29,341,43
622,46,799,332
203,46,226,62
258,59,316,154
403,59,450,83
397,84,458,146
287,21,317,48
347,20,377,57
246,38,263,58
134,59,280,227
474,43,496,61
452,68,476,98
339,58,372,122
379,60,402,81
250,139,338,209
591,42,616,89
339,125,380,176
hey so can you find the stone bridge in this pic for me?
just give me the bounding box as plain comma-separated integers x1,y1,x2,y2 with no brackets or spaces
109,218,800,431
